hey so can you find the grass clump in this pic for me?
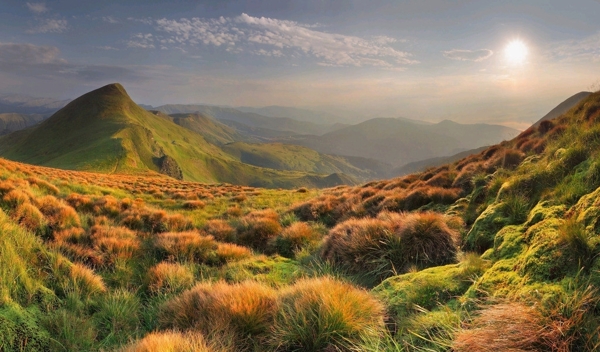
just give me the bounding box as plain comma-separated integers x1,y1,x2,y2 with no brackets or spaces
322,212,459,284
120,331,216,352
270,277,385,351
268,222,321,258
159,280,278,347
146,262,195,295
155,231,218,264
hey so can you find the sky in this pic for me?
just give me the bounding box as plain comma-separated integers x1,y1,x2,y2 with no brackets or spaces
1,0,600,129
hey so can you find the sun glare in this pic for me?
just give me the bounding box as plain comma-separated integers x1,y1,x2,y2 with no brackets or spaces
505,40,528,64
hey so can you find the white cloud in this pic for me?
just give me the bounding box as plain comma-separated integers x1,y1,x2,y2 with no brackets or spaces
127,33,155,49
152,13,416,68
0,43,64,64
155,17,238,47
103,16,118,24
548,32,600,63
26,2,47,14
97,46,119,51
443,49,493,62
26,19,68,34
127,17,154,25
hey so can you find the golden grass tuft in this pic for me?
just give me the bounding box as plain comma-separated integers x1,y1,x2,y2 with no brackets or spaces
215,243,252,263
120,331,213,352
159,280,278,344
69,262,107,298
270,277,385,351
12,202,47,234
204,219,236,242
155,231,217,263
147,262,195,295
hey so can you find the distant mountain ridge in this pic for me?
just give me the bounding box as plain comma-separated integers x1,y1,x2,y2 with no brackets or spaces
0,113,46,135
235,105,343,125
0,94,70,114
149,104,343,137
0,84,357,188
279,117,520,167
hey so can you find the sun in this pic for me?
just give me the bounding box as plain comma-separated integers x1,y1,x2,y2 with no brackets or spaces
505,40,528,64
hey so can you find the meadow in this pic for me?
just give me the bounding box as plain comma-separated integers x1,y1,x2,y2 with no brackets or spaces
2,92,600,351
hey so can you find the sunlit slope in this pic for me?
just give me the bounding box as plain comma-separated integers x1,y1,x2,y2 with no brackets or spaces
223,141,389,181
0,84,354,188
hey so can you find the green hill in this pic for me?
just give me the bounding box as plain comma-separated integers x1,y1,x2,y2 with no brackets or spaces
151,111,250,145
222,142,390,181
0,84,354,188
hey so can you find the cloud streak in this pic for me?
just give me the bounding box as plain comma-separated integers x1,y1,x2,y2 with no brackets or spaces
548,32,600,63
26,2,47,14
443,49,493,62
153,13,416,68
26,19,68,34
0,42,143,82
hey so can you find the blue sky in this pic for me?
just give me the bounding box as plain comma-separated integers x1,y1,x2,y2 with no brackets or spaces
1,0,599,128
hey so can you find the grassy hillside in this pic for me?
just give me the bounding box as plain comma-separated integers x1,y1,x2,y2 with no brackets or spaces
151,112,250,145
0,84,354,189
533,91,591,126
223,141,390,181
282,117,520,166
1,90,600,352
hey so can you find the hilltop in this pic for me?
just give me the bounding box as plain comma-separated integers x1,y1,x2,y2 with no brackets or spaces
0,89,599,351
0,84,356,189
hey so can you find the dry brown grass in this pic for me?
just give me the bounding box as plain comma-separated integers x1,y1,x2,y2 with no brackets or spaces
159,281,278,344
215,243,252,263
454,303,546,352
236,214,282,252
120,331,213,352
155,231,217,263
204,219,236,242
12,202,47,233
146,262,195,295
90,225,140,262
